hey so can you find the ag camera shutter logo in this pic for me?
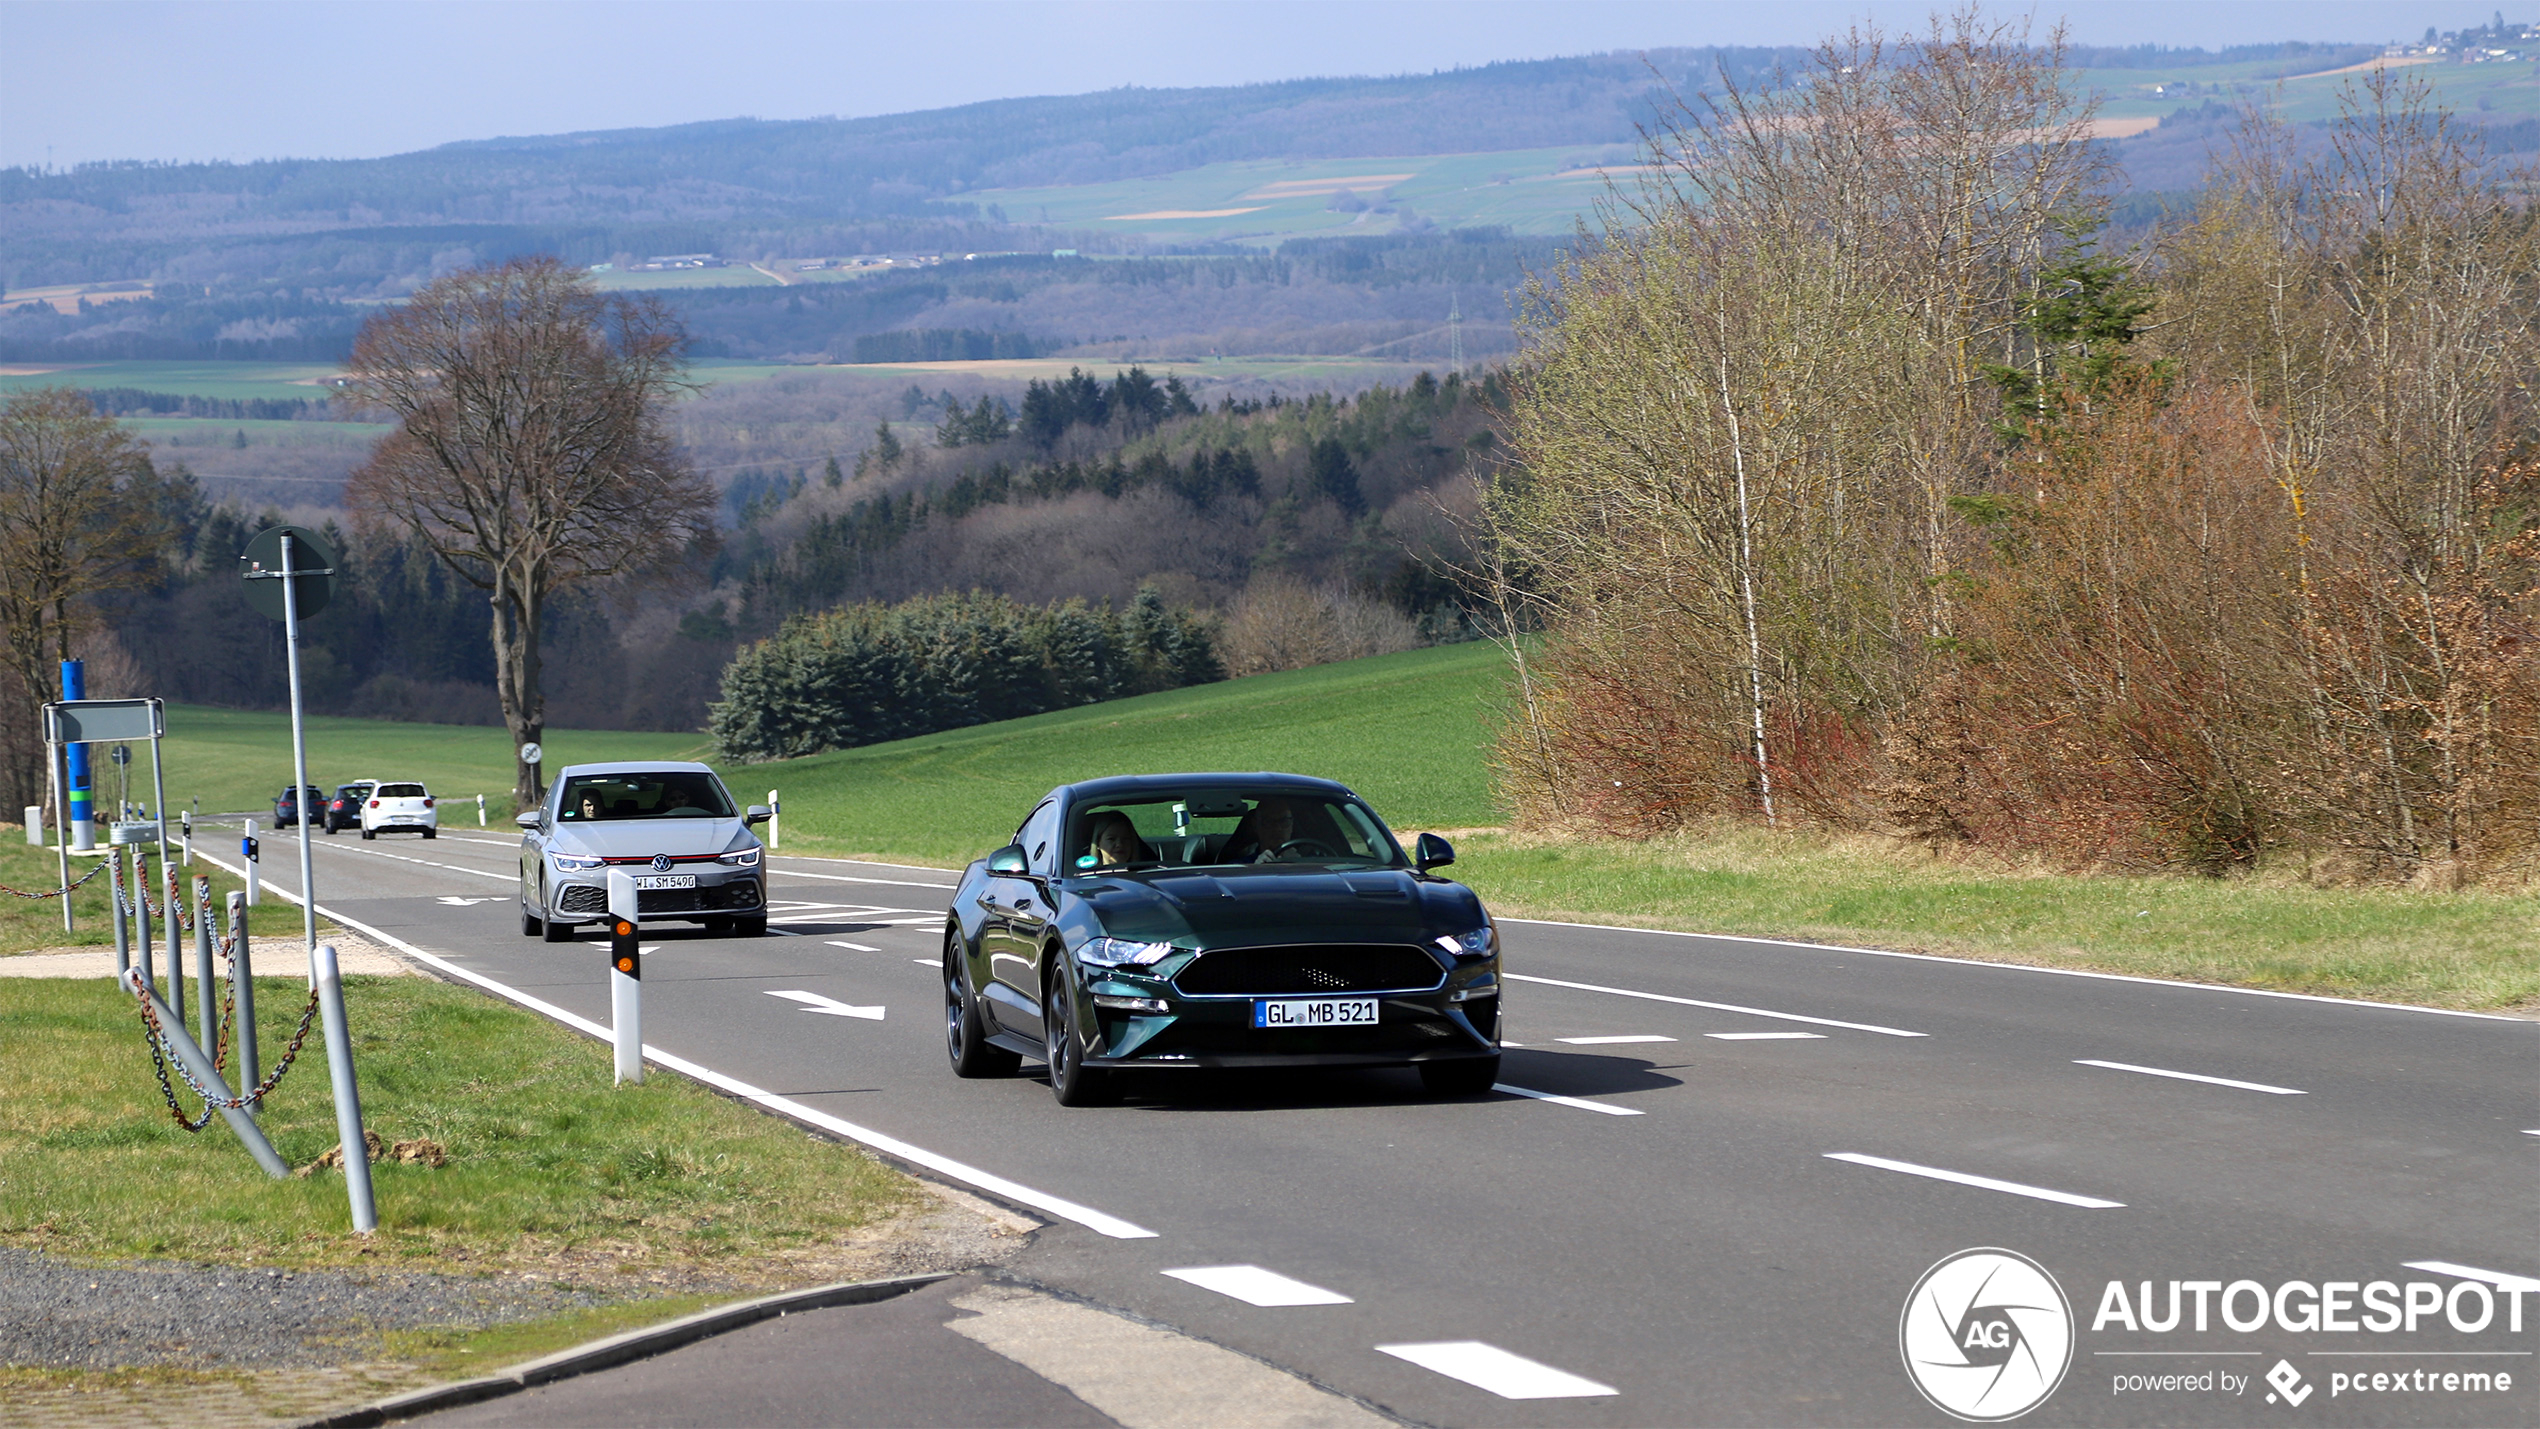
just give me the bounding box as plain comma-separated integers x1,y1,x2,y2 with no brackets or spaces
1901,1248,2075,1421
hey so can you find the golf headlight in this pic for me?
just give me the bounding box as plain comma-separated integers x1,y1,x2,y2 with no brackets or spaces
1434,925,1496,960
1080,937,1174,968
551,852,604,872
717,847,761,868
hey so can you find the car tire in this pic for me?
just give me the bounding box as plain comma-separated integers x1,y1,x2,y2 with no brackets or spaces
361,827,374,840
1045,965,1113,1106
946,933,1021,1079
733,915,766,937
541,888,572,942
1420,1055,1501,1097
521,903,543,937
422,828,437,840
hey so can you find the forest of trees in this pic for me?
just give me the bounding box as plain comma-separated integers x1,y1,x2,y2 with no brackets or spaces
1490,17,2538,885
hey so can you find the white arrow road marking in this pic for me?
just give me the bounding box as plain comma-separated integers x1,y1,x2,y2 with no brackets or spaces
1825,1152,2124,1208
435,896,496,906
766,989,885,1020
1376,1342,1617,1399
1557,1034,1675,1045
1492,1084,1643,1116
1707,1031,1824,1040
1164,1265,1353,1307
826,940,881,952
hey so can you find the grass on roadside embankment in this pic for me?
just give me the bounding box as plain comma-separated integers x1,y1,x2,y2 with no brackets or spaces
0,977,916,1272
0,838,316,954
1452,828,2540,1013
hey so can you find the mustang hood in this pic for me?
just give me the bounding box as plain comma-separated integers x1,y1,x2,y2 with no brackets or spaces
549,819,748,859
1074,865,1481,948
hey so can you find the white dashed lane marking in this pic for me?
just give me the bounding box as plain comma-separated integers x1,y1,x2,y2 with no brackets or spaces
2075,1060,2304,1095
1556,1035,1675,1045
1377,1342,1618,1399
1825,1152,2124,1208
1492,1084,1643,1117
826,940,881,952
764,989,885,1020
1163,1265,1353,1306
1504,973,1926,1037
1707,1031,1824,1041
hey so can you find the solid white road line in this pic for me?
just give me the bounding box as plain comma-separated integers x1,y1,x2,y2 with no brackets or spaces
1825,1152,2124,1208
1163,1265,1352,1307
304,839,516,882
2075,1059,2305,1095
1707,1031,1825,1040
1505,973,1926,1037
192,850,1158,1240
1376,1342,1617,1399
914,959,935,965
768,853,960,877
767,866,959,890
766,989,885,1020
826,940,881,952
1492,1083,1644,1116
1556,1034,1676,1045
1499,917,2524,1021
2404,1261,2540,1295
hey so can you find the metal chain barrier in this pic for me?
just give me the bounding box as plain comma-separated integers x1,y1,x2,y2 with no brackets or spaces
0,859,108,899
129,886,323,1131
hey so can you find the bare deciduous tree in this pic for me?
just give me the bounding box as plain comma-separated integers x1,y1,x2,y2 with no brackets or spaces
345,257,715,806
0,389,167,811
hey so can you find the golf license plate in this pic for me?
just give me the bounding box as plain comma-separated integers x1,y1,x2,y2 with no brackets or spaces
632,874,696,890
1254,997,1378,1029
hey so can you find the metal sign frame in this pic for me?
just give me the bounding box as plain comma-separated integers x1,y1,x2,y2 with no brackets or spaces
41,697,169,935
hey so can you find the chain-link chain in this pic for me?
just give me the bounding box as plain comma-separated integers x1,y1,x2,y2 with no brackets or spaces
129,889,322,1131
0,859,109,899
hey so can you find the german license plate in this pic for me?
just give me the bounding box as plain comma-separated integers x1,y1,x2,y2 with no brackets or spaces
1254,997,1378,1029
633,874,696,890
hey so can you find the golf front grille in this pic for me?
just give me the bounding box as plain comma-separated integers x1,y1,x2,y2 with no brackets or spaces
558,885,607,914
557,881,759,915
1172,944,1444,997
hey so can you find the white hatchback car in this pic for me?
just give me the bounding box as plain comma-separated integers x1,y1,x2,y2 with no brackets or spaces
362,782,439,839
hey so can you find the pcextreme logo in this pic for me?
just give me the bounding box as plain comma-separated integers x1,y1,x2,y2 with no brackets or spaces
1900,1248,2076,1422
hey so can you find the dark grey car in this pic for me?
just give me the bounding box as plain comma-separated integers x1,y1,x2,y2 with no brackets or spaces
516,761,772,940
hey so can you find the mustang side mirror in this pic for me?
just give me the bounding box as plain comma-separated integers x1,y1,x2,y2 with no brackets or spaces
986,843,1028,874
1414,832,1455,871
745,804,772,825
515,810,545,830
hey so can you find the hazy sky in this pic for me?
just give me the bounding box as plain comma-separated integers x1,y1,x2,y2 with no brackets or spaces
0,1,2500,170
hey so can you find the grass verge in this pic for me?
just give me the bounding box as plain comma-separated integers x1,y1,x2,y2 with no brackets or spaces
1452,827,2540,1013
0,977,916,1271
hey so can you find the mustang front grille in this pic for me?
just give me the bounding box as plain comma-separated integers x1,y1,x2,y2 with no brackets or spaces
1172,944,1444,997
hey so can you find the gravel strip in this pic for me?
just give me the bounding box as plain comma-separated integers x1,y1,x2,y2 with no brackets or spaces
0,1248,621,1370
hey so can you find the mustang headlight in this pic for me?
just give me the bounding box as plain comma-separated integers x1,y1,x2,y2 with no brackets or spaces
551,852,604,872
717,847,761,868
1079,937,1174,968
1434,925,1497,961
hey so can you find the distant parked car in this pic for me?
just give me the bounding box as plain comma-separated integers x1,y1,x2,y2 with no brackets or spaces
324,781,377,835
273,785,326,828
362,783,438,839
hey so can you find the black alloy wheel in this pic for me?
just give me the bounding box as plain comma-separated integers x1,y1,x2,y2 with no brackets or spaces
946,932,1020,1078
1420,1055,1502,1097
1044,963,1112,1106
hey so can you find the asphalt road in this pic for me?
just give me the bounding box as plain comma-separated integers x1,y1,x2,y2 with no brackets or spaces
216,824,2538,1427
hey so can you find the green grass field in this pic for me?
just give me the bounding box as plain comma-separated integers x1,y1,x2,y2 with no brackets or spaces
0,362,348,402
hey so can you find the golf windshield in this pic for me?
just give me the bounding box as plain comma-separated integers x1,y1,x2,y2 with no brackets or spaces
1068,791,1405,871
558,774,735,821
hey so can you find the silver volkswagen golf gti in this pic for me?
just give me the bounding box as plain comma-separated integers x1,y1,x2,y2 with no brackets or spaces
517,762,772,939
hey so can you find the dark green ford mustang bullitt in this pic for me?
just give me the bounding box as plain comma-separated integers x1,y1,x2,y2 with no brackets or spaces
943,773,1502,1105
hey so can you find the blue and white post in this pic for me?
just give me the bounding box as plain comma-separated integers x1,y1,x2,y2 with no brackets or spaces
605,869,642,1085
61,660,93,851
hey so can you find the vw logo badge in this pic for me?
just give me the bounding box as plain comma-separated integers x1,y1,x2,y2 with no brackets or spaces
1900,1248,2073,1421
651,853,673,873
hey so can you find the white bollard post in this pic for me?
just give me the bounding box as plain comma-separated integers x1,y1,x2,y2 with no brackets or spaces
605,868,642,1086
767,789,780,850
241,818,261,906
22,805,40,846
476,793,486,828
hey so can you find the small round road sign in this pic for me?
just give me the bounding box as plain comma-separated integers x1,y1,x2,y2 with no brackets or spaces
519,742,544,767
239,525,339,621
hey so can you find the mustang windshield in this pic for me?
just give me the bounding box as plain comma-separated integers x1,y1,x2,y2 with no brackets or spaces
557,773,736,822
1068,791,1405,871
